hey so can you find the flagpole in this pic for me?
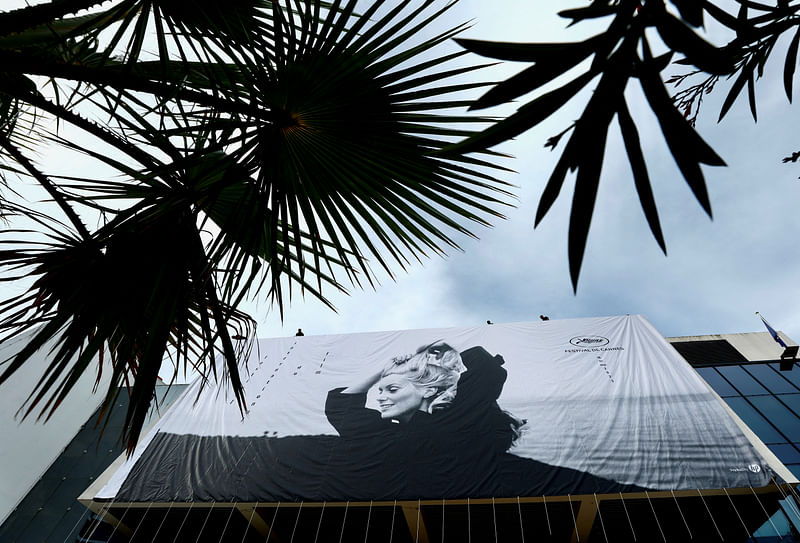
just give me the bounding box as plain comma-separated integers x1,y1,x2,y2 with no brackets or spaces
755,312,788,348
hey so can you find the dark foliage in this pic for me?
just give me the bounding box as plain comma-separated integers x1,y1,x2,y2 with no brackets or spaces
449,0,800,289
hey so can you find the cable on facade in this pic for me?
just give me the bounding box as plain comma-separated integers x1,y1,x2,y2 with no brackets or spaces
313,501,326,543
363,500,373,543
441,499,446,543
62,504,91,543
618,492,636,542
723,487,751,539
695,490,723,541
644,490,666,543
217,501,238,543
491,497,498,543
128,500,154,541
194,501,217,543
541,495,551,537
242,501,260,543
289,501,303,543
749,485,780,538
670,489,692,539
467,497,472,543
152,501,174,541
388,500,396,543
265,501,280,543
171,501,194,543
567,494,578,542
338,500,350,543
593,493,609,543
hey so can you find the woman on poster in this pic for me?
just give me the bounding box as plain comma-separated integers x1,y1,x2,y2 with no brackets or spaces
325,343,642,498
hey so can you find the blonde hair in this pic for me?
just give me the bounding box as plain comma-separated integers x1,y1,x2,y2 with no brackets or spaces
381,342,464,412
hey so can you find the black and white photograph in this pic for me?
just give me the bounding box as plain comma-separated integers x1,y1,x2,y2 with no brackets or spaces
100,315,778,503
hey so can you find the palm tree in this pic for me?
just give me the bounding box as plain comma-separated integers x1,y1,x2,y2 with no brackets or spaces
0,0,513,451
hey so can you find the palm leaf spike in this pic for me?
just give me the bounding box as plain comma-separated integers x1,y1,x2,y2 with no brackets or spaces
0,0,513,451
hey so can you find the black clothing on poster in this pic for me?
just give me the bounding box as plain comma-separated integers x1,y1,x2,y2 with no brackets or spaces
324,346,644,498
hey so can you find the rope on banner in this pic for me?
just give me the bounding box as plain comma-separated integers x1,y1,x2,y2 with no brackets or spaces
290,501,304,543
670,489,692,539
567,494,578,542
644,490,666,543
218,501,238,543
242,501,260,543
695,490,723,541
171,501,194,543
542,495,551,537
313,501,326,543
618,492,636,542
152,501,174,541
516,496,526,543
364,500,373,543
749,485,780,537
491,497,498,543
593,493,608,543
723,487,751,539
265,501,280,543
338,500,350,543
389,500,397,543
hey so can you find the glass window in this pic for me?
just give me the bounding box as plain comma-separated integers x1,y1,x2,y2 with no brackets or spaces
769,363,800,388
752,509,793,539
717,366,769,395
768,443,800,464
744,365,798,394
695,367,738,396
777,394,800,418
749,396,800,441
724,397,784,443
786,464,800,480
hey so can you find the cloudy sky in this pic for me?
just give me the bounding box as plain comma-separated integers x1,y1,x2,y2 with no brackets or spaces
243,1,800,347
4,1,800,359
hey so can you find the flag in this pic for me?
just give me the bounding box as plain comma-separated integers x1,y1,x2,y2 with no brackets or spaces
757,312,788,348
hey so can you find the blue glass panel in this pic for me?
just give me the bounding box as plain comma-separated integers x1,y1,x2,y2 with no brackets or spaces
717,366,769,395
749,396,800,441
787,464,800,480
744,364,798,394
724,397,784,443
770,363,800,388
695,367,738,396
778,394,800,418
751,508,793,539
768,443,800,464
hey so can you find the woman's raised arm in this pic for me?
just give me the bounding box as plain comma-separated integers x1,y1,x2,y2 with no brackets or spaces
341,370,383,394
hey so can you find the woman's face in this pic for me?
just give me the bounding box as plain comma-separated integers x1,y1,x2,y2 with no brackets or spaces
376,374,432,423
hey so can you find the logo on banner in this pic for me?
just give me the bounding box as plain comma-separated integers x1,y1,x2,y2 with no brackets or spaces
569,336,610,347
565,335,623,353
730,464,762,473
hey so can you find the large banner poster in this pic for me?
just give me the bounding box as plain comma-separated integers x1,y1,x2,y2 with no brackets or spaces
98,315,779,502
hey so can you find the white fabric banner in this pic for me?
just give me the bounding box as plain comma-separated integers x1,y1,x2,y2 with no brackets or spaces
98,315,779,501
